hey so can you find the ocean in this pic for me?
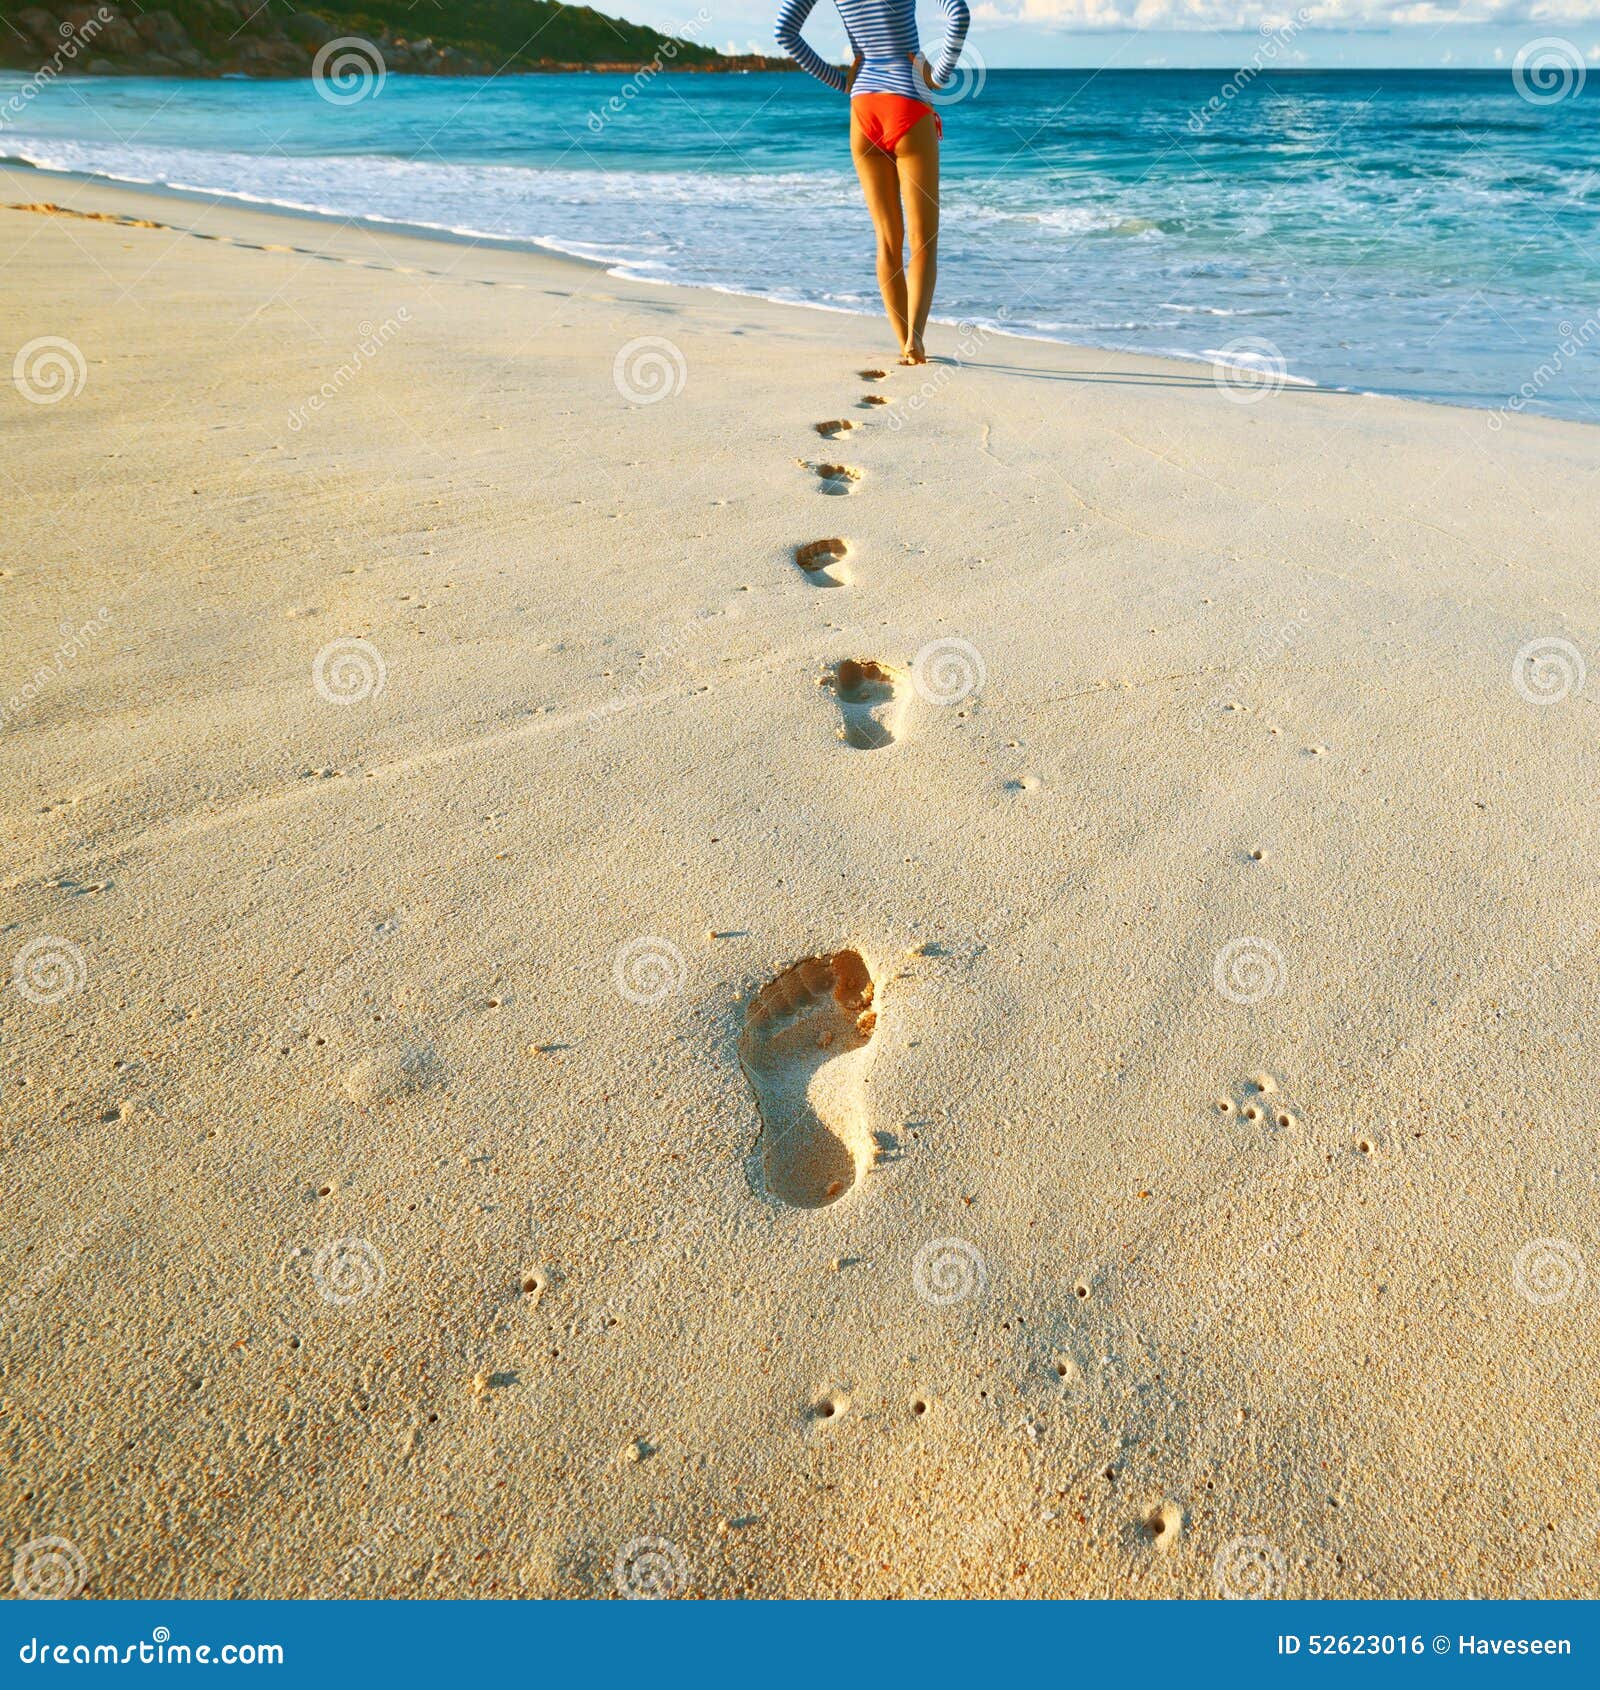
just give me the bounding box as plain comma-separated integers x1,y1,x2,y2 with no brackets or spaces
4,65,1597,421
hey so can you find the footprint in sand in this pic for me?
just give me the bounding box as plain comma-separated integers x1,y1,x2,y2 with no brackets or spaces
861,394,890,408
814,419,858,439
794,538,850,588
740,951,879,1209
807,461,863,495
821,659,906,750
859,368,889,382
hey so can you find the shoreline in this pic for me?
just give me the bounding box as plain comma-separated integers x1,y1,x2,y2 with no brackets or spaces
2,153,1584,430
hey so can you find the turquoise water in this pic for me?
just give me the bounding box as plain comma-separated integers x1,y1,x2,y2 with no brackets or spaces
4,68,1598,420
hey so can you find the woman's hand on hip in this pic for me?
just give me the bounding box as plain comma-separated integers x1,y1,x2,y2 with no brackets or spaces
911,53,938,95
845,54,862,93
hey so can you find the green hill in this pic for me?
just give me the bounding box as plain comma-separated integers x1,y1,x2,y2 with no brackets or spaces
0,2,783,76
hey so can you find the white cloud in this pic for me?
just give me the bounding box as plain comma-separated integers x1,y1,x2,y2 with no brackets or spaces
973,0,1600,27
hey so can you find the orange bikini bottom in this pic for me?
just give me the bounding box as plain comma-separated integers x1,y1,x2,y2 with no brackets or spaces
852,93,941,155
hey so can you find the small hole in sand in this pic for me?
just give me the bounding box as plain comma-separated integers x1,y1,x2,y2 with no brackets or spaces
1277,1112,1293,1128
1074,1281,1089,1300
911,1398,928,1417
1357,1137,1375,1154
521,1274,542,1295
1217,1098,1233,1114
317,1184,333,1197
1243,1105,1261,1122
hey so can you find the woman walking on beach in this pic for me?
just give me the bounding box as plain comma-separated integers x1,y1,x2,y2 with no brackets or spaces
775,0,970,365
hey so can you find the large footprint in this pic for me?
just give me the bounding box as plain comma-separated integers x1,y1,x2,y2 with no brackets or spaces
740,951,879,1209
794,537,849,588
822,659,905,750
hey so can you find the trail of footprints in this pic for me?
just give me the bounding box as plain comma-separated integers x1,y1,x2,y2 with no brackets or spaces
747,365,912,1208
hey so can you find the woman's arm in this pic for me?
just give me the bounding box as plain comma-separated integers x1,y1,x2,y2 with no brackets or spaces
929,0,971,87
774,0,848,93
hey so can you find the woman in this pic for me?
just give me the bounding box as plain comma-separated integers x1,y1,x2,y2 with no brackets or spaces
775,0,970,365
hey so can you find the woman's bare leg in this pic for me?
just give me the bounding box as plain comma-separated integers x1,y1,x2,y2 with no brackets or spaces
850,119,909,355
894,115,940,364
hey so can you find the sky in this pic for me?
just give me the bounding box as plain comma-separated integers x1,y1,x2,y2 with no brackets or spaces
627,1,1600,67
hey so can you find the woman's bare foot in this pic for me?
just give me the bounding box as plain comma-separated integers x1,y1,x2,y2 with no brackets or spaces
901,333,927,365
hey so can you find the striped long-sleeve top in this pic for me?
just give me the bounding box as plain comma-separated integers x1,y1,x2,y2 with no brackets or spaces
774,0,970,101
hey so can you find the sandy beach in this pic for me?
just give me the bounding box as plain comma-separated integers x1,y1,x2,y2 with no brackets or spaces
2,162,1596,1601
